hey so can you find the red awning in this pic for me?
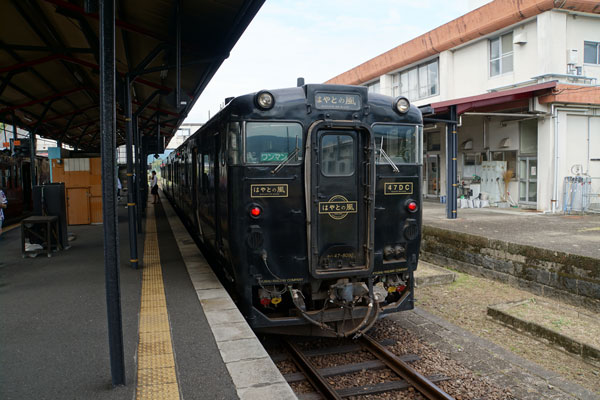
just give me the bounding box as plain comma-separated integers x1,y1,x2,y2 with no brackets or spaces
430,81,557,115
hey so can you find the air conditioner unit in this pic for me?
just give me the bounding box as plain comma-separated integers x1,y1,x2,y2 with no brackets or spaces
567,49,578,65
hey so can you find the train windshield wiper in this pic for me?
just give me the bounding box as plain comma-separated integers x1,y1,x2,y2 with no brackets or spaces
378,137,399,173
271,136,300,175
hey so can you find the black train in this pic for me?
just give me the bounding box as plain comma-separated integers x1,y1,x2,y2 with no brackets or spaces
162,84,423,337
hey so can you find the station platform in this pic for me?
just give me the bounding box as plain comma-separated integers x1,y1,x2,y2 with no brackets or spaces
0,195,294,400
421,200,600,312
422,200,600,260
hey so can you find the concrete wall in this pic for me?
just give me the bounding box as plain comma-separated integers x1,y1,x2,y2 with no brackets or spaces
567,13,600,81
421,226,600,313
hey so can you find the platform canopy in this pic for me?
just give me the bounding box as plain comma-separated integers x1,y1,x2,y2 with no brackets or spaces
0,0,264,151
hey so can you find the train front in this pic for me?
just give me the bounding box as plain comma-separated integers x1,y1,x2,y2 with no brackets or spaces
227,84,423,337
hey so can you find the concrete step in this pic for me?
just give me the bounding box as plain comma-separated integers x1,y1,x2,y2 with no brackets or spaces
415,261,456,287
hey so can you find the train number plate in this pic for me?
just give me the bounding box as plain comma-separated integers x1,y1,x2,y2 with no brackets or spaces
250,184,288,198
384,182,413,195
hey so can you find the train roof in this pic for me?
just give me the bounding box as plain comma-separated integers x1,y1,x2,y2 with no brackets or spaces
174,84,423,153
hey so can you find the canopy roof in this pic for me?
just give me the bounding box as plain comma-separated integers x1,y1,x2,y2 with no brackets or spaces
0,0,264,151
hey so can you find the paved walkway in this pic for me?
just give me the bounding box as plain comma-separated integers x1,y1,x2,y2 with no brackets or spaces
423,201,600,260
0,203,142,400
0,197,291,400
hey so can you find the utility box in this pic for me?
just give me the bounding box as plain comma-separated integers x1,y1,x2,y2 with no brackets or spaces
480,161,506,204
51,158,103,224
33,183,68,248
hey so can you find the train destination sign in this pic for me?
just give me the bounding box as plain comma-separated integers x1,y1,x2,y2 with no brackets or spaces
314,93,361,111
318,195,357,220
250,184,288,198
384,182,413,195
260,152,287,162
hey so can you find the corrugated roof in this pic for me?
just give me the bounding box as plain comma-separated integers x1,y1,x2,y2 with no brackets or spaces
0,0,264,150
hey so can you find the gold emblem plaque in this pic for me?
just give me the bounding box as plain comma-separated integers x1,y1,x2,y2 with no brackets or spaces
250,184,288,198
318,195,357,220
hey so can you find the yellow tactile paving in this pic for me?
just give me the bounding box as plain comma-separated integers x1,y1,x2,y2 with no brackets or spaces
136,204,181,400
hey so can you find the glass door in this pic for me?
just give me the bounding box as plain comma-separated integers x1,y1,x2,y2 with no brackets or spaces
425,154,440,196
519,157,537,204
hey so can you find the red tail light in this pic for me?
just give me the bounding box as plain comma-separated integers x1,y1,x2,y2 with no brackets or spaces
250,206,262,217
407,201,418,212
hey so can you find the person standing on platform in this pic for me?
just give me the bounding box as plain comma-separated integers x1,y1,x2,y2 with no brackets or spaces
117,177,122,202
0,189,7,237
151,171,159,204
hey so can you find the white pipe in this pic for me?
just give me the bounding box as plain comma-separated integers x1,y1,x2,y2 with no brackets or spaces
552,104,558,213
587,116,591,175
461,112,549,117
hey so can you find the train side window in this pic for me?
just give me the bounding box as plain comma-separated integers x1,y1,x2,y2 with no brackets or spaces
373,124,420,164
227,122,241,165
320,134,355,176
245,122,303,164
202,153,209,194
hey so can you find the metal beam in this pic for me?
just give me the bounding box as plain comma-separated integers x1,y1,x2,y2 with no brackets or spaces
44,0,205,51
58,113,77,142
446,105,458,219
99,0,126,386
0,40,93,125
12,0,97,103
133,90,161,118
0,43,94,53
124,75,138,269
175,0,182,110
0,87,87,114
0,55,61,74
133,101,180,118
30,100,57,189
44,105,98,124
75,123,93,148
129,43,168,80
133,117,142,233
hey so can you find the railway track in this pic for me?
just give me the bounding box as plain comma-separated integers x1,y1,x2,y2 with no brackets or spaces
276,334,455,399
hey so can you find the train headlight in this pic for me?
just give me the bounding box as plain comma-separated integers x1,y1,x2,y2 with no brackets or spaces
393,97,410,114
255,91,275,110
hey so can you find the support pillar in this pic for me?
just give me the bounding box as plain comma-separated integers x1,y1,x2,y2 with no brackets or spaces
133,118,142,233
124,75,138,269
99,0,126,386
446,105,458,219
29,130,35,187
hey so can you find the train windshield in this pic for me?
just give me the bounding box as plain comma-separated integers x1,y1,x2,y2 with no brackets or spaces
373,124,422,165
245,122,303,164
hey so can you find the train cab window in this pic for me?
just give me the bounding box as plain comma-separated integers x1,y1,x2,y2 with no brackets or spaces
320,134,355,176
245,122,303,164
373,124,421,164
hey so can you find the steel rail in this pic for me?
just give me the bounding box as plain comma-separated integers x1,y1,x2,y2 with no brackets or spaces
283,339,342,400
359,334,454,400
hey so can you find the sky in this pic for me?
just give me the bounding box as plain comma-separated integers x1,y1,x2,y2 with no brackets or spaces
184,0,488,123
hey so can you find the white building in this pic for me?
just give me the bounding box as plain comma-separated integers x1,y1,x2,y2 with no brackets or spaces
166,123,203,150
328,0,600,212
